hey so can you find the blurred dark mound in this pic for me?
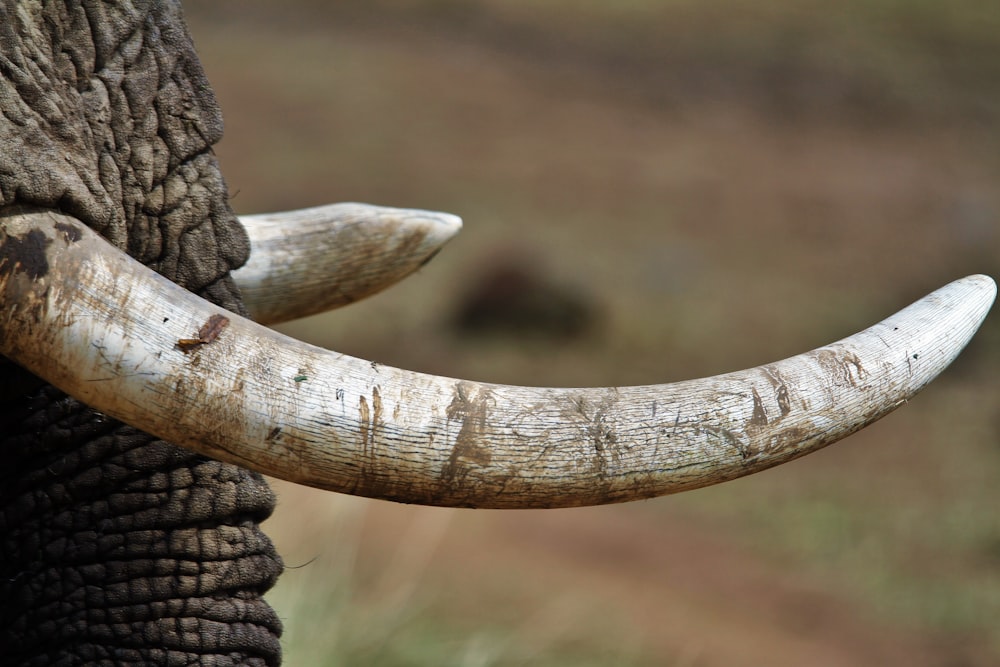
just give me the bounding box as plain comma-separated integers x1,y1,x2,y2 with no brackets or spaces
450,254,597,342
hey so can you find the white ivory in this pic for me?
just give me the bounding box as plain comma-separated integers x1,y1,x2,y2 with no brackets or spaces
0,209,994,508
234,203,462,324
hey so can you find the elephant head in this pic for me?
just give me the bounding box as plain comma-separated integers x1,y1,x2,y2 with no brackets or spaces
0,2,995,665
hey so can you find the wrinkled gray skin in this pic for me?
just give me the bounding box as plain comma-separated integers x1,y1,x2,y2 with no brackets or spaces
1,2,284,665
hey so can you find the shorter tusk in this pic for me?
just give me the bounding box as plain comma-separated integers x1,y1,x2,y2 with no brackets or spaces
0,208,995,508
233,203,462,324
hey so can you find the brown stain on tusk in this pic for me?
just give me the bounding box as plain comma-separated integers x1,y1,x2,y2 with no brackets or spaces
53,220,83,244
573,396,619,482
811,349,867,388
359,394,371,452
177,313,231,353
442,382,494,490
0,228,52,281
359,387,384,457
750,387,769,427
355,388,386,493
762,365,793,417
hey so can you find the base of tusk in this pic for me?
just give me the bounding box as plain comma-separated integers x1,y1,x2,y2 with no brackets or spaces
234,203,462,324
0,207,995,508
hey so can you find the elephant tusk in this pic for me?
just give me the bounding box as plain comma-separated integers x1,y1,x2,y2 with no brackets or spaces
234,203,462,324
0,208,995,508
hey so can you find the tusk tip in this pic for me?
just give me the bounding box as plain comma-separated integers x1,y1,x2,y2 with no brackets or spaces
947,274,996,325
966,273,996,300
390,206,463,245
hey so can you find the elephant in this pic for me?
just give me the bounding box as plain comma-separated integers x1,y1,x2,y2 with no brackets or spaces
0,1,994,665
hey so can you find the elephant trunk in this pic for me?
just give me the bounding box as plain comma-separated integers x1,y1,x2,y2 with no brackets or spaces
0,387,283,665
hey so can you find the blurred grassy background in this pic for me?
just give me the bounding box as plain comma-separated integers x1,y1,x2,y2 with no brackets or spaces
187,1,999,664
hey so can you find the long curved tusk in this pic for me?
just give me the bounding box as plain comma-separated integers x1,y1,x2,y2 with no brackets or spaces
1,208,995,508
234,203,462,324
